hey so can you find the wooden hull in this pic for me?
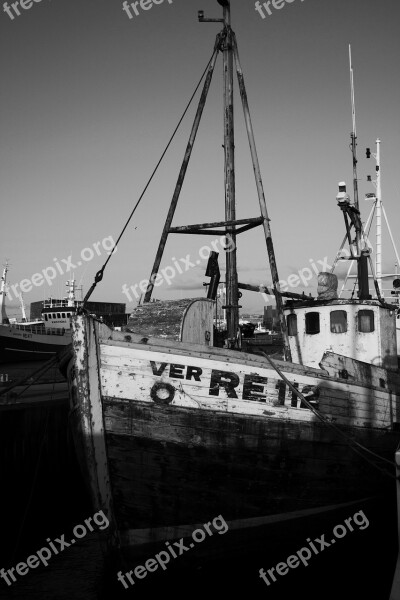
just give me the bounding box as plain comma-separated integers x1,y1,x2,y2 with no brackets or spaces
67,315,400,558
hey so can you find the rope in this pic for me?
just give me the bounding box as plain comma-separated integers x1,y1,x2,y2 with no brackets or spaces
82,41,222,308
260,351,396,479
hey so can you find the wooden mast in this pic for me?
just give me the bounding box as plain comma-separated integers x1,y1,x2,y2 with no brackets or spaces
221,0,240,346
142,0,292,358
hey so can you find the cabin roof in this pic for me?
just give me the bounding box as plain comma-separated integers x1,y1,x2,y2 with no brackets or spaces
283,298,396,311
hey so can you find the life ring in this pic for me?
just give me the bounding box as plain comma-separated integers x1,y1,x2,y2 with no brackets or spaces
150,382,175,405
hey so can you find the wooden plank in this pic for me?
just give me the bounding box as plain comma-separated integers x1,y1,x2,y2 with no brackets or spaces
99,343,399,428
102,327,329,379
321,351,400,390
101,400,397,532
70,315,119,548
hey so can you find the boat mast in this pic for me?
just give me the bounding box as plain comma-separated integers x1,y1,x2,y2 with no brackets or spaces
141,0,291,357
221,0,239,345
374,138,382,293
349,45,369,299
66,279,76,307
349,45,360,233
0,261,9,324
18,293,27,322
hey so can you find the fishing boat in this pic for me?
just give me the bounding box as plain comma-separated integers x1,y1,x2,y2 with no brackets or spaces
335,136,400,359
65,0,400,562
0,267,77,362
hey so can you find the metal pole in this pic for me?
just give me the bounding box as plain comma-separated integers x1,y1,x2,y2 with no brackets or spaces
143,41,221,303
0,262,9,324
232,34,291,361
375,138,382,295
222,2,239,345
349,46,360,250
337,204,375,297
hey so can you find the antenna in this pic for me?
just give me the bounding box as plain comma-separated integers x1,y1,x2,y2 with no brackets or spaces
349,45,360,215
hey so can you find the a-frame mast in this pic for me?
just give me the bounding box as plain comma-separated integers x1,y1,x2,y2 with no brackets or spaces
143,0,291,358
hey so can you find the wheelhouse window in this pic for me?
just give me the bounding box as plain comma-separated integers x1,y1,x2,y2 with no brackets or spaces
330,310,347,333
305,312,320,335
358,310,374,333
57,313,61,318
287,314,298,336
62,313,66,318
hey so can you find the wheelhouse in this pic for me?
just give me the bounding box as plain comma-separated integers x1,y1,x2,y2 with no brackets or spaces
284,299,398,372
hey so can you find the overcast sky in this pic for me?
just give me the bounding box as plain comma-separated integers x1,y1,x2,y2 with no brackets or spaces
1,0,399,317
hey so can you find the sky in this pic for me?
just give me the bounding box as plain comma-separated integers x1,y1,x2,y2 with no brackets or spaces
1,0,399,318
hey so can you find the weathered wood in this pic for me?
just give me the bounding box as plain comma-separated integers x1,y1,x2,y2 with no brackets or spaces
238,281,316,302
180,298,215,346
126,298,213,342
101,399,396,542
169,216,263,233
69,315,118,549
99,341,400,429
223,6,239,343
66,313,400,563
320,351,400,390
106,324,328,377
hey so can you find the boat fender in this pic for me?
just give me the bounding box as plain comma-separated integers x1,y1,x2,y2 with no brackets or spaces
150,382,175,405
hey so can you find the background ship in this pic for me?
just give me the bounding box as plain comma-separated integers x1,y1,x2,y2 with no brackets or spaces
0,265,76,362
0,265,129,363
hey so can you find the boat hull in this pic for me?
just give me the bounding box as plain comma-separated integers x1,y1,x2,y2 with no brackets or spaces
0,324,71,362
102,401,396,542
66,315,400,560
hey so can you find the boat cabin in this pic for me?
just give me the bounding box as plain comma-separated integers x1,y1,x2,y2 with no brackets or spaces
42,305,76,330
284,299,398,372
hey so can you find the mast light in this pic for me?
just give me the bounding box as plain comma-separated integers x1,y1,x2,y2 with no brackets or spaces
336,181,350,205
